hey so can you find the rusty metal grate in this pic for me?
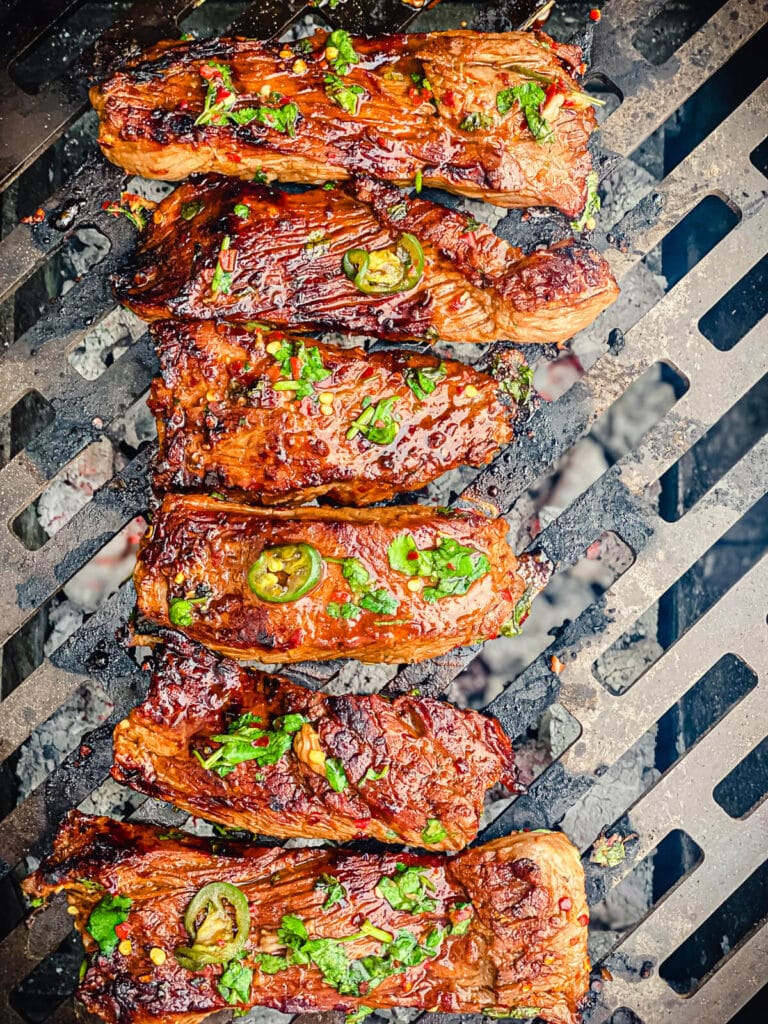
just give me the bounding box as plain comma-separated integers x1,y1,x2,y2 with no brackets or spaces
0,1,766,1022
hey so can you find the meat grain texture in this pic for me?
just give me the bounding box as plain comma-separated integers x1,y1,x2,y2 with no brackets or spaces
91,29,599,215
115,175,618,345
112,635,517,847
25,812,591,1024
133,495,550,664
150,320,525,505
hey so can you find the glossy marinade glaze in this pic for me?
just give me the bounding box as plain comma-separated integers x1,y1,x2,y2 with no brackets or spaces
91,29,599,215
132,495,551,664
113,175,618,345
25,813,590,1024
112,635,517,848
149,320,527,504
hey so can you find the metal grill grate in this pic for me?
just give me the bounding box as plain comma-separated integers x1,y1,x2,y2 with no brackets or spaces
0,1,766,1023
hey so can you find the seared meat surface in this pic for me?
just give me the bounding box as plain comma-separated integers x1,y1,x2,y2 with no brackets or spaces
114,175,618,345
133,495,550,664
25,812,590,1024
150,320,526,504
91,29,599,215
112,635,517,848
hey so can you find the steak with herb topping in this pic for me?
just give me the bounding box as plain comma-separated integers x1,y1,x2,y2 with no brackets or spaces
113,174,618,345
112,634,517,848
24,812,590,1024
149,320,529,505
132,495,551,664
91,28,600,215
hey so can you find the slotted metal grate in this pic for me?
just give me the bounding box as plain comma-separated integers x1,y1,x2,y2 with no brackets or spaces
0,1,766,1023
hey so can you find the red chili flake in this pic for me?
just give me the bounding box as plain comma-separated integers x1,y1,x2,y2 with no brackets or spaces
331,590,347,602
286,628,304,648
406,550,419,561
360,366,375,380
252,736,270,747
216,87,232,103
578,914,589,926
200,64,219,80
290,356,302,379
589,8,601,21
586,540,601,560
550,655,566,674
115,922,131,939
456,385,465,395
407,86,420,102
569,936,580,946
443,89,455,107
353,818,371,830
218,248,237,273
446,563,455,570
178,100,190,111
79,744,92,758
21,207,46,225
559,896,572,911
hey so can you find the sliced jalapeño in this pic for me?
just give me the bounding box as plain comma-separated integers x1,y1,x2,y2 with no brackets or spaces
248,543,323,603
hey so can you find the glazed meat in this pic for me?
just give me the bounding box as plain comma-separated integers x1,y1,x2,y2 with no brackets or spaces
91,28,600,215
149,320,528,505
133,495,551,664
115,175,618,345
24,812,590,1024
112,635,517,848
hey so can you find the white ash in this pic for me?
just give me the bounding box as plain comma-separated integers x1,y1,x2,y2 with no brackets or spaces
68,305,145,381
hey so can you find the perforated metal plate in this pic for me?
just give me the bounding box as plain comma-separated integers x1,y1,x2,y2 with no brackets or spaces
0,1,766,1023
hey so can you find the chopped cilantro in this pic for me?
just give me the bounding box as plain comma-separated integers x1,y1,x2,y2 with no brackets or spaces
250,100,300,137
86,893,133,956
325,73,366,114
327,601,363,620
404,362,447,401
362,765,389,783
194,711,307,777
253,168,269,183
327,30,359,76
496,83,553,143
325,556,399,620
233,203,250,218
217,958,253,1005
375,863,437,914
254,952,289,974
387,534,491,602
316,873,347,909
421,818,448,845
499,362,534,406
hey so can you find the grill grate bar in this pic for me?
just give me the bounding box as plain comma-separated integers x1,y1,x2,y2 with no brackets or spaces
595,0,765,159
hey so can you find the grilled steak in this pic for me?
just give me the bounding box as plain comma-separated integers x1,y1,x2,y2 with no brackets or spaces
114,175,618,345
133,495,550,664
24,812,590,1024
91,28,600,215
112,634,517,848
149,320,528,505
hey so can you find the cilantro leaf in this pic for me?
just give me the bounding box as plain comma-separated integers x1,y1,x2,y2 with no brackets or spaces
325,557,399,620
359,588,399,615
217,958,253,1005
327,30,359,76
194,712,307,777
327,601,363,620
253,101,300,137
316,873,347,909
269,338,331,400
499,362,534,406
86,893,133,956
500,586,532,637
254,952,289,974
375,864,437,914
362,765,389,783
325,73,366,114
496,83,553,143
387,535,491,601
